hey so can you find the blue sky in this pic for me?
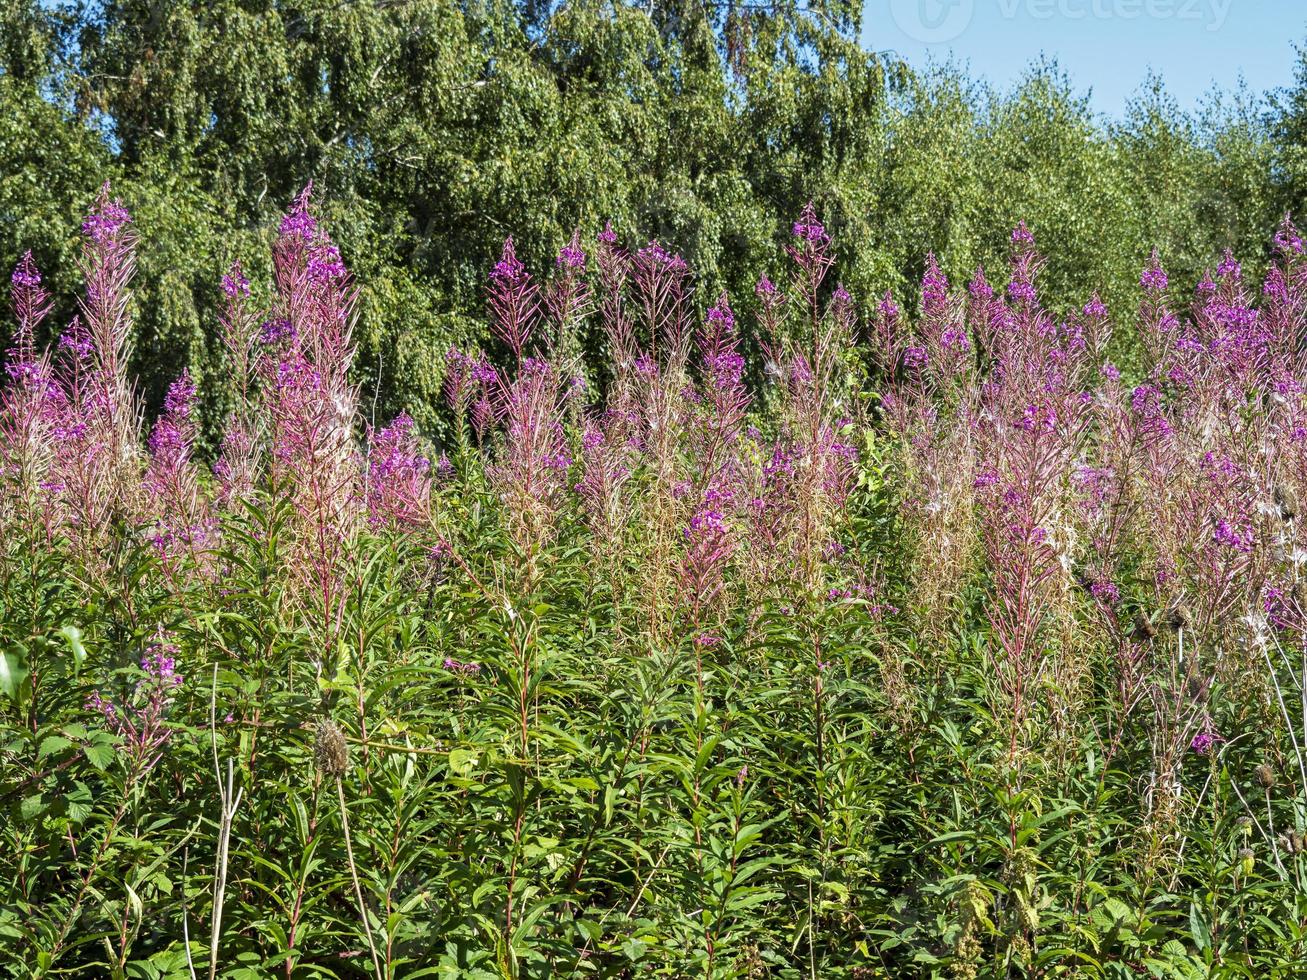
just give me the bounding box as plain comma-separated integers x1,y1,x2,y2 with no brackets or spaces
863,0,1305,117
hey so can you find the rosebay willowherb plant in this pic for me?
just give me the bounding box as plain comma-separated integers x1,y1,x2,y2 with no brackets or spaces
12,188,1307,977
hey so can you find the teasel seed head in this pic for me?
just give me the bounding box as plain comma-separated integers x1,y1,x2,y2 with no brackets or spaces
314,720,349,778
1255,763,1276,790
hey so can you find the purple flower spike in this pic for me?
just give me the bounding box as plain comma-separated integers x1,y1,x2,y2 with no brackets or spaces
1140,250,1169,292
791,202,829,245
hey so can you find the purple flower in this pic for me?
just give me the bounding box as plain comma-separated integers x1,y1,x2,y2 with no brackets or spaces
81,184,132,245
706,297,735,333
1019,401,1056,434
279,185,319,241
1190,728,1222,755
1265,267,1289,302
141,644,183,689
58,321,94,360
686,508,727,539
1216,249,1241,281
940,328,970,350
921,253,949,314
163,372,196,419
968,267,993,302
367,413,432,529
791,202,828,244
1212,518,1254,553
488,237,538,358
306,242,346,283
259,317,295,345
1275,215,1304,256
1140,251,1169,292
87,636,183,777
10,252,41,288
221,267,251,298
636,240,687,272
1089,580,1120,605
556,239,586,270
491,237,527,285
87,691,117,724
1008,277,1037,305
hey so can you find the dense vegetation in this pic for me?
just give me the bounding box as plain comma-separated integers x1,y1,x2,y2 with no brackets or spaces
2,1,1306,435
9,2,1307,977
7,178,1307,976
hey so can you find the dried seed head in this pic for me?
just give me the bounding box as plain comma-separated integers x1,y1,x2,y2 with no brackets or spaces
1131,611,1157,643
1255,763,1276,790
1276,484,1298,521
1167,603,1192,632
314,720,349,778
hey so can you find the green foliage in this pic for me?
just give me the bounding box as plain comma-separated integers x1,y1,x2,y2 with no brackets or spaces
4,445,1307,975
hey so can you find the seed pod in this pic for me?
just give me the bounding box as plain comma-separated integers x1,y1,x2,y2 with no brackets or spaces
1255,763,1276,790
314,720,349,778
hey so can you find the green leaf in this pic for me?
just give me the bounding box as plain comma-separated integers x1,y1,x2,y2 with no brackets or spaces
448,748,479,776
59,626,88,675
38,734,72,759
83,734,116,772
1189,903,1210,953
0,646,29,703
